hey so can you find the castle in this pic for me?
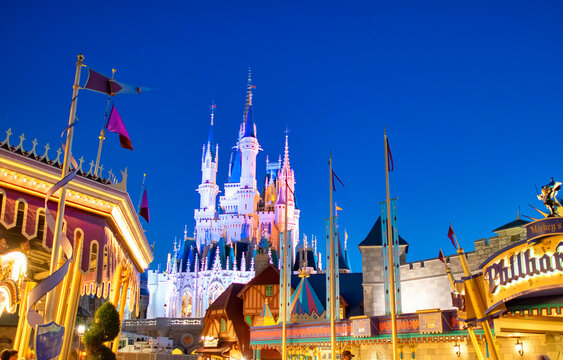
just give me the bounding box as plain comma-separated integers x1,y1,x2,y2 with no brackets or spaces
147,77,309,318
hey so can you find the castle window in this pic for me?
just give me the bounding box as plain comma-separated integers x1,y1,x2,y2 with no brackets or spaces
420,261,425,268
339,307,344,319
89,242,98,273
103,245,108,272
265,285,273,297
220,318,226,333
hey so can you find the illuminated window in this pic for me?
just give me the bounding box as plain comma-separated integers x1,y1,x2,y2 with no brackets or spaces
89,242,98,273
220,319,226,333
181,291,193,318
339,307,344,319
265,285,273,297
15,201,26,231
103,246,108,273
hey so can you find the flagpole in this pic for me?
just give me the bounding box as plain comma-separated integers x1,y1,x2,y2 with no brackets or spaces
94,68,116,178
440,256,485,360
281,172,288,360
138,173,147,213
384,130,399,360
328,154,336,360
456,244,500,360
44,54,84,323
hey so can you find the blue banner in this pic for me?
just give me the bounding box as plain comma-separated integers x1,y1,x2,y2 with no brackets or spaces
35,321,65,360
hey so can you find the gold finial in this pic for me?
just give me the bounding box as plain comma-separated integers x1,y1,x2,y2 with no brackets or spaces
298,268,310,278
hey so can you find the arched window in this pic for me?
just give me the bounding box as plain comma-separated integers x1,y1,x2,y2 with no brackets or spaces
89,242,98,273
15,200,26,231
37,209,46,240
181,291,192,318
103,245,108,273
208,282,224,306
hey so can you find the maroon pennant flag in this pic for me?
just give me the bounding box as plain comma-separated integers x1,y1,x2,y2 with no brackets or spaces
139,189,149,222
438,249,445,263
448,224,457,249
332,170,344,191
386,137,394,172
107,105,133,151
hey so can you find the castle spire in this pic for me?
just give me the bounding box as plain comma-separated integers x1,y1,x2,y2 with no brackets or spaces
283,129,290,170
243,67,254,124
207,102,216,156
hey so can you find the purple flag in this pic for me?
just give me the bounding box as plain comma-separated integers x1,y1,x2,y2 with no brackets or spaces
84,68,122,95
84,68,145,96
139,189,150,222
107,105,133,150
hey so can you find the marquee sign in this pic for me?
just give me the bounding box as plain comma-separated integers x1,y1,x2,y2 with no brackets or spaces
482,219,563,313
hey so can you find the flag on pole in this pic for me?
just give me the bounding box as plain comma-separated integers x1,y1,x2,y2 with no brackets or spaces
139,189,150,222
107,105,133,150
332,170,344,191
448,224,457,249
386,137,394,172
84,68,145,96
335,203,343,216
438,249,445,263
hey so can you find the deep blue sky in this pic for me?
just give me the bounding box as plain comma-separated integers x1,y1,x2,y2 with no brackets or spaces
2,1,563,271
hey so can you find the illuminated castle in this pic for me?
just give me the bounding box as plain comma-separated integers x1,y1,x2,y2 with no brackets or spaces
147,76,309,318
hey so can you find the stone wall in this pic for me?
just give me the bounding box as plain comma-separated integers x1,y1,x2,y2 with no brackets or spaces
362,224,527,316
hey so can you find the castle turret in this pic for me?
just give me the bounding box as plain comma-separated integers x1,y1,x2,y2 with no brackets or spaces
238,79,260,215
195,105,220,246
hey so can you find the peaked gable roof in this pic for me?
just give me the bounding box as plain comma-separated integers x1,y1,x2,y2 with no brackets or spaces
237,264,279,298
492,218,530,233
358,216,408,248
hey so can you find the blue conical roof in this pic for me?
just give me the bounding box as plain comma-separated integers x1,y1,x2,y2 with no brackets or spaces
243,105,256,138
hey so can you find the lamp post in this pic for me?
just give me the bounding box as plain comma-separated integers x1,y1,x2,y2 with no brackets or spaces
77,324,86,360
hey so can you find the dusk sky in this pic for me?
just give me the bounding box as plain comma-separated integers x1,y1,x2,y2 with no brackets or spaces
2,1,563,271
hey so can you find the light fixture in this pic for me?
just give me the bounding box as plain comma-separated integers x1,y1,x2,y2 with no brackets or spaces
515,339,524,356
453,342,461,357
77,324,85,336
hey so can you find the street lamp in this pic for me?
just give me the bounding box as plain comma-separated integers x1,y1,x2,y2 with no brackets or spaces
453,342,461,357
515,339,524,356
77,324,86,360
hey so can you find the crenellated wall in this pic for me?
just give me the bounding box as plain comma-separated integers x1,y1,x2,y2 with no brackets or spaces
362,223,527,316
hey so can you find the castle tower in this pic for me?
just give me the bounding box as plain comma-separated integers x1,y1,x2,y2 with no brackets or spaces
238,79,260,215
195,105,220,246
275,134,300,253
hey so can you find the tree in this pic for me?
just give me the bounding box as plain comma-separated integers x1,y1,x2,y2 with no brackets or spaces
83,302,120,360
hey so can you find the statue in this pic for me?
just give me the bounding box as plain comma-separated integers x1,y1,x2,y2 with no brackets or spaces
537,178,562,217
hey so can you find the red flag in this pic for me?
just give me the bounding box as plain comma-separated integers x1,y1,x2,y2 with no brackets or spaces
386,138,394,172
448,224,457,249
107,105,133,151
139,189,149,222
438,249,445,263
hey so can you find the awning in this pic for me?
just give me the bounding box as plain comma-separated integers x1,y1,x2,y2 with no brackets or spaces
196,346,231,355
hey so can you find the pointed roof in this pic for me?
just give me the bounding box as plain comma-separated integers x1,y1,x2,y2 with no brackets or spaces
237,264,279,298
289,272,325,321
243,105,256,138
492,218,530,233
291,272,364,318
254,301,276,327
229,149,242,183
358,216,408,249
